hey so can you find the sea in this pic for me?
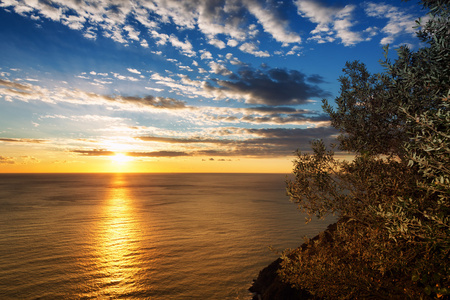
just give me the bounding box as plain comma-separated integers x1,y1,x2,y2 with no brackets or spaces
0,173,332,299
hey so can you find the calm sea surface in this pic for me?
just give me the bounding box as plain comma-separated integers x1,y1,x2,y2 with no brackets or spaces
0,173,332,299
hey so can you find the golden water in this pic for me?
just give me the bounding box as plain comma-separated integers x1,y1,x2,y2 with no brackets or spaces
0,173,331,299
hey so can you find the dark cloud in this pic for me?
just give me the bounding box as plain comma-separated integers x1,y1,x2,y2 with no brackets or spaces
206,67,330,106
232,127,339,156
306,74,327,84
137,126,339,157
211,106,331,125
118,95,186,109
127,151,189,157
72,149,115,156
245,106,306,114
71,149,189,158
136,136,236,145
0,138,47,143
86,93,186,109
239,113,330,124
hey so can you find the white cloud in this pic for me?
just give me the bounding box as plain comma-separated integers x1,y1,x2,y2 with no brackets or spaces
145,87,164,92
150,30,170,45
112,72,139,81
0,77,186,110
239,42,270,57
1,0,303,56
209,61,232,76
179,65,194,72
168,34,196,57
245,0,301,44
140,39,149,48
151,73,175,82
127,68,141,75
200,50,213,60
286,45,302,56
208,37,227,49
295,0,362,46
365,2,418,45
61,14,86,30
123,25,141,41
83,27,97,40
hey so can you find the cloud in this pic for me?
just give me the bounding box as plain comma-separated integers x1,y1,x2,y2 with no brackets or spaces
112,72,139,81
41,114,129,125
200,50,213,60
204,67,330,105
168,34,196,57
364,2,418,44
72,149,188,158
236,113,330,126
72,149,115,156
127,68,141,75
209,61,232,76
0,78,186,110
0,137,47,143
295,0,362,46
123,25,141,41
0,0,302,57
127,151,189,157
199,105,331,126
150,30,170,45
136,136,236,145
118,95,186,109
227,39,239,47
208,37,227,49
0,78,32,91
239,42,270,57
0,156,15,164
245,0,301,44
136,126,338,157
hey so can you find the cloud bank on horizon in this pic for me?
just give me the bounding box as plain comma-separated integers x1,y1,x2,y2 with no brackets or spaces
0,0,425,171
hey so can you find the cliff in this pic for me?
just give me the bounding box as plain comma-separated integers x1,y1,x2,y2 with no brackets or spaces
248,257,312,300
249,222,339,300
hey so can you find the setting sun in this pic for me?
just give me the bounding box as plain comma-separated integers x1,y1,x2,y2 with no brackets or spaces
112,153,132,164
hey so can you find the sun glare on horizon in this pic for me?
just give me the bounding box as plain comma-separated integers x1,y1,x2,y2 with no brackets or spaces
112,153,132,164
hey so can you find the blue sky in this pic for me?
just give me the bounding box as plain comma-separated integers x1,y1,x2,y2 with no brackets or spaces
0,0,426,172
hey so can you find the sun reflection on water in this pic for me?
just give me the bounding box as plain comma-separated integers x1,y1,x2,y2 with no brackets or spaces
90,174,149,298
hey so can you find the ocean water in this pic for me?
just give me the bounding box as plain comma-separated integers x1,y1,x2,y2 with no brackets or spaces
0,173,332,299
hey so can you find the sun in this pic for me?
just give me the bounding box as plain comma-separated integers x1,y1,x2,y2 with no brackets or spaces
112,153,132,164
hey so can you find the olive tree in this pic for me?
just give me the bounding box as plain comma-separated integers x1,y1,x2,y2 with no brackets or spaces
280,1,449,298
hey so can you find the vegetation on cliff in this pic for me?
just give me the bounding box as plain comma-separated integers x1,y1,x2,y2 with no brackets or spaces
280,0,449,298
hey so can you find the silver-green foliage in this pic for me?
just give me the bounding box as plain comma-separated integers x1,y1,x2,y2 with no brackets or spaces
281,0,449,298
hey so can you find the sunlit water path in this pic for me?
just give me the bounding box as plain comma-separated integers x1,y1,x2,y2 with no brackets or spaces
0,173,331,299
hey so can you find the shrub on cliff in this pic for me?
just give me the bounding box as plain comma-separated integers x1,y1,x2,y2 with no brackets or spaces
280,0,449,298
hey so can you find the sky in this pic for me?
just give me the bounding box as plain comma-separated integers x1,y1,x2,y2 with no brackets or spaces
0,0,426,173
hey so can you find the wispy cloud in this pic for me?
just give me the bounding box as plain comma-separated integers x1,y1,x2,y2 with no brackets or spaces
364,2,418,44
0,0,302,58
72,149,189,158
136,126,338,157
0,155,15,164
245,0,301,45
294,0,362,46
127,151,189,157
71,149,115,156
127,68,141,75
0,78,186,110
0,137,47,143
